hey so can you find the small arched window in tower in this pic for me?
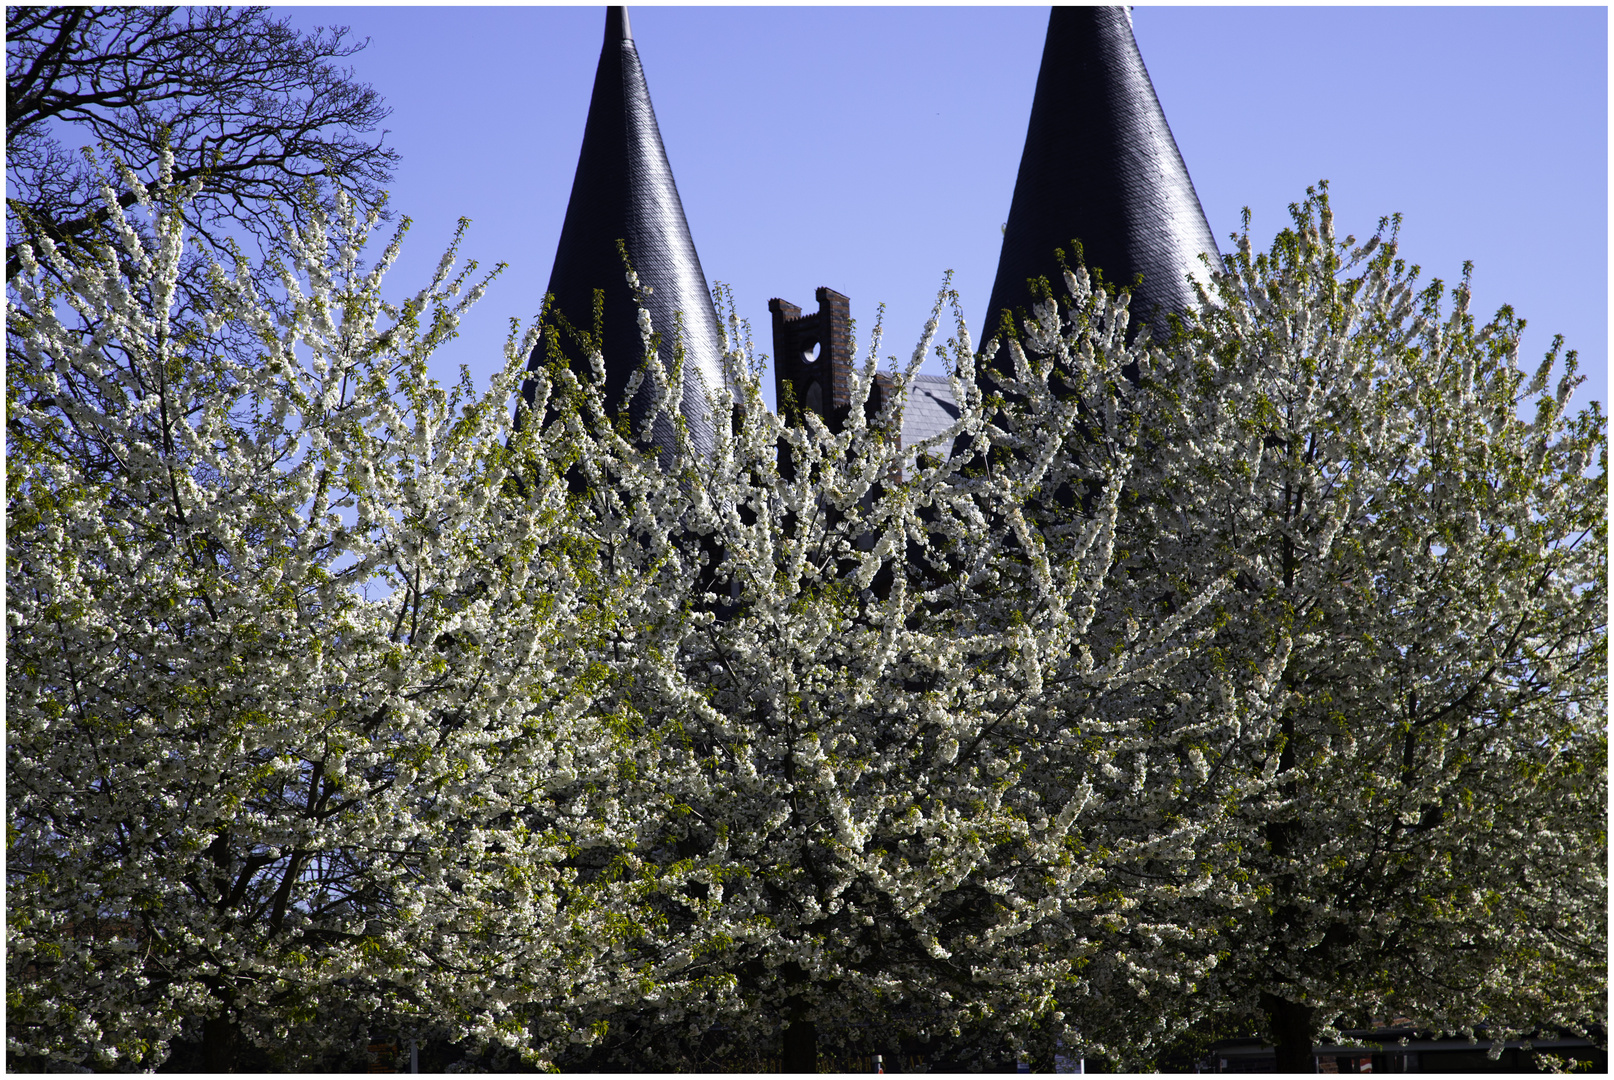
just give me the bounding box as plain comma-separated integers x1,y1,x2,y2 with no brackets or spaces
804,380,823,416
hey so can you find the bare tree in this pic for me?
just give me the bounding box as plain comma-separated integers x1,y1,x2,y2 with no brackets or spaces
6,5,397,283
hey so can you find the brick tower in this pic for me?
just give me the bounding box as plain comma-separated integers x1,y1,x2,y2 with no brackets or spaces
770,287,896,434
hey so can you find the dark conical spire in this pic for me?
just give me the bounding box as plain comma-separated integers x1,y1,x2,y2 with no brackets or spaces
527,6,724,459
983,6,1218,344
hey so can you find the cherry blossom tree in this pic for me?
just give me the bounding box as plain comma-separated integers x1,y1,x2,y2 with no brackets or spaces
7,156,1263,1072
1108,187,1607,1069
5,156,700,1071
522,271,1289,1072
15,157,1594,1075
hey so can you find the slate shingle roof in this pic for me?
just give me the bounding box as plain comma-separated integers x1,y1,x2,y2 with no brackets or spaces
900,374,960,457
526,7,724,460
983,7,1218,346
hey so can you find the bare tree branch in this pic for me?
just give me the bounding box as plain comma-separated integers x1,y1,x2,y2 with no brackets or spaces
6,5,397,282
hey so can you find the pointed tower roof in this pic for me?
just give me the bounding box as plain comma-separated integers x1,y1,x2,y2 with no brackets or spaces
983,6,1218,345
527,6,724,458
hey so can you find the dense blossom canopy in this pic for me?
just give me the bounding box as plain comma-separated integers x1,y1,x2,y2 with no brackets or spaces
1123,191,1606,1062
6,166,1604,1070
7,156,649,1069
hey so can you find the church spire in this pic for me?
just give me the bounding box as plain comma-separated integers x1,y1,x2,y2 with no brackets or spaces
983,6,1218,344
527,5,724,459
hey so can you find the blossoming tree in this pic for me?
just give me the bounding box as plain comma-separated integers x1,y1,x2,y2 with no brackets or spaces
523,268,1291,1071
4,159,712,1070
12,158,1597,1074
9,158,1273,1072
1109,187,1607,1068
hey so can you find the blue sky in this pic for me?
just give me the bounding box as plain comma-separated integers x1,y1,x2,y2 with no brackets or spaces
276,4,1607,416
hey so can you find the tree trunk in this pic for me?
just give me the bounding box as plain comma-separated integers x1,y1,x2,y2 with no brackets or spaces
1261,991,1316,1073
782,1016,818,1073
202,1012,239,1072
